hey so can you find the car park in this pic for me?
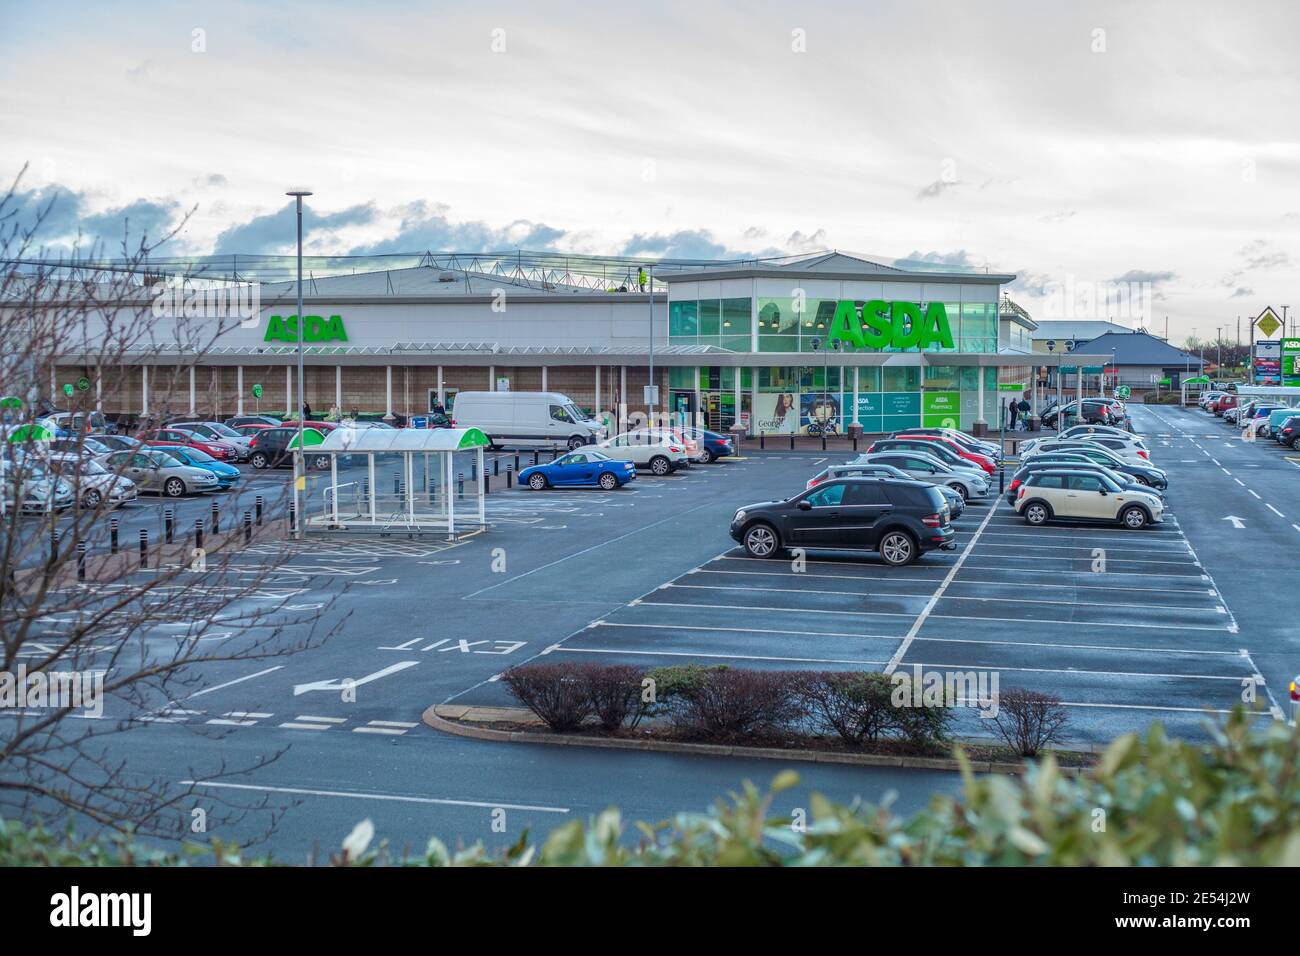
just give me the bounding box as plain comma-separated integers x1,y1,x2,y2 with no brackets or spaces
730,477,956,566
141,427,239,462
850,450,989,501
864,438,992,477
168,421,254,461
518,449,636,490
45,453,138,508
579,432,690,475
1006,459,1161,505
153,445,242,489
101,449,220,497
1014,468,1163,529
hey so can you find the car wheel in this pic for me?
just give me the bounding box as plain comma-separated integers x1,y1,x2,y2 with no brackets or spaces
1120,505,1148,530
879,530,916,566
528,473,548,490
1023,502,1050,525
952,483,969,502
81,489,102,508
743,523,779,558
313,455,330,471
1133,475,1150,486
598,472,618,490
250,452,269,469
698,447,714,464
1291,436,1300,450
649,455,670,476
164,477,186,498
567,435,585,451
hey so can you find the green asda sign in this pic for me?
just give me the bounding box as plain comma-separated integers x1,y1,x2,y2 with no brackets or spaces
264,314,348,344
828,300,954,351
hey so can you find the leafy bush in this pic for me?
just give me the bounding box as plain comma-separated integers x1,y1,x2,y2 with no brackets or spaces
642,664,727,716
500,663,590,731
992,688,1070,757
669,668,803,741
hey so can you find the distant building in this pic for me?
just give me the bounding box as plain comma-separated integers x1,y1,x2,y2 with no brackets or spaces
1031,319,1135,354
1075,329,1204,389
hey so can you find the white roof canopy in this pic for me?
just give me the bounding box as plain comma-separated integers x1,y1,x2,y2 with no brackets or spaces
315,427,489,454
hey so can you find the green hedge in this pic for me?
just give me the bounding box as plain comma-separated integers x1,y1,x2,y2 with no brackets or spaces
5,712,1296,865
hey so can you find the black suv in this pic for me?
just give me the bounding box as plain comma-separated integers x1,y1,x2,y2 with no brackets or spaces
729,477,956,566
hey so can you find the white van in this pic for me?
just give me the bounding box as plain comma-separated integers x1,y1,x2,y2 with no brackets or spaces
451,391,606,450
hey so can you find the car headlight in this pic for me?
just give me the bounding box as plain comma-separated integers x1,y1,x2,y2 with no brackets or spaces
734,510,747,524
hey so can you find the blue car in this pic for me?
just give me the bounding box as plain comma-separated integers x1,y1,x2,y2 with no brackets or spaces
154,445,241,489
519,450,636,490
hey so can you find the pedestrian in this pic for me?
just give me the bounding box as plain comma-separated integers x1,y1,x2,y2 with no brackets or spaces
1007,398,1019,431
303,401,313,420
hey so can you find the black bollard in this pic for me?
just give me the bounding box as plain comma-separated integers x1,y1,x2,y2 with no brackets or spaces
506,465,513,489
394,474,400,495
76,541,86,581
533,450,539,466
760,432,765,450
255,494,264,525
164,507,174,543
470,461,477,481
244,510,252,544
50,527,58,563
194,519,204,553
493,459,499,477
139,529,148,569
458,473,464,498
211,501,220,534
109,515,119,554
790,434,795,451
288,501,296,532
514,453,520,472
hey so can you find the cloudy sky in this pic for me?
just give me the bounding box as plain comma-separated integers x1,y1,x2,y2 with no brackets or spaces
2,0,1297,341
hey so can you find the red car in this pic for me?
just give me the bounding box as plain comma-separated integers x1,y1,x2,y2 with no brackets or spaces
141,427,238,461
1210,394,1237,417
891,433,996,474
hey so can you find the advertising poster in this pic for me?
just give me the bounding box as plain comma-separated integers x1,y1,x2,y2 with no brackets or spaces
800,392,842,435
754,392,798,433
855,393,884,432
922,391,961,428
881,391,922,432
1283,339,1300,387
1254,340,1281,385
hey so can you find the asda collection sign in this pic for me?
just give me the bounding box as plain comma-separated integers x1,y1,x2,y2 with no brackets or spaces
264,314,348,343
828,300,954,351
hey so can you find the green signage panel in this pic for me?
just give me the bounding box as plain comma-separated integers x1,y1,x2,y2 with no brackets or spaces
1059,365,1105,374
251,383,263,398
827,301,954,351
1283,338,1300,387
997,382,1026,392
265,314,349,344
1116,385,1131,399
922,391,961,428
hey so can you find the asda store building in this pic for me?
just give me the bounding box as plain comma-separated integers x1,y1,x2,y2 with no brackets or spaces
49,250,1090,436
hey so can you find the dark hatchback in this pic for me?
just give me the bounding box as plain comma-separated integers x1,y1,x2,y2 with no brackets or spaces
729,477,956,566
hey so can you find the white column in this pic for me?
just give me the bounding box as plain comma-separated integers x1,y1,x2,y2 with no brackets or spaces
620,365,628,430
335,365,342,410
141,365,149,416
237,366,245,415
407,453,414,524
594,365,602,420
367,453,377,525
853,367,860,425
384,365,393,419
488,365,495,391
188,367,196,415
286,365,293,415
95,369,102,412
734,368,743,434
445,453,455,536
437,365,445,406
331,455,339,527
693,368,702,430
976,363,986,425
541,365,548,391
477,446,485,526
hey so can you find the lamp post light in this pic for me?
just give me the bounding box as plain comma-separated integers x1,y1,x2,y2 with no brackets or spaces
286,187,312,538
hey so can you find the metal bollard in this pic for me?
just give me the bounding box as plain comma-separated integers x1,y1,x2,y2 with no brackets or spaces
164,507,174,543
760,432,765,450
139,529,148,568
211,501,220,534
77,540,86,581
255,494,264,526
50,527,58,562
506,465,513,489
790,434,795,451
493,459,499,477
551,450,558,462
470,461,477,481
244,510,252,544
194,519,204,553
288,501,296,533
109,515,119,554
533,450,539,466
853,435,858,453
822,432,827,451
394,474,401,495
514,453,520,472
458,473,464,498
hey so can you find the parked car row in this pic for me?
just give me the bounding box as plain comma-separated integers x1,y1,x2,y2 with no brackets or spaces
1199,391,1300,450
519,427,736,489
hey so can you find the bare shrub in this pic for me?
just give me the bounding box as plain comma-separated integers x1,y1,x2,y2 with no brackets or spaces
796,672,896,744
992,688,1070,757
580,664,648,731
501,664,590,732
671,668,802,741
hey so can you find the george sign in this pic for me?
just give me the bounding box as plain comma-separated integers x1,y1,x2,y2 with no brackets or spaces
827,300,954,351
264,314,348,344
251,383,263,398
1256,307,1283,339
1116,385,1131,399
76,377,90,392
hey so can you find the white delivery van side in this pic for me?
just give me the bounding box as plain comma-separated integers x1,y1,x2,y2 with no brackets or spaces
450,392,606,450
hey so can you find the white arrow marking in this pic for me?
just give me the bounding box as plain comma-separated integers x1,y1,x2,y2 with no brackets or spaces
293,660,419,696
1222,515,1246,529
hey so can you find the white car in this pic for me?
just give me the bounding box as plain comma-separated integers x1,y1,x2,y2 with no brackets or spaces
630,427,699,462
45,453,138,508
1022,436,1152,465
0,458,75,514
1014,467,1163,529
851,451,989,501
580,432,690,475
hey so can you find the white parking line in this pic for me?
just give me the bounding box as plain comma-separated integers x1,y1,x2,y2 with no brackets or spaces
883,504,999,675
180,780,570,813
1267,503,1285,517
176,666,284,702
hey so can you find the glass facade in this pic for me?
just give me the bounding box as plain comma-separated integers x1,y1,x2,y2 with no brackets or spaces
668,297,751,351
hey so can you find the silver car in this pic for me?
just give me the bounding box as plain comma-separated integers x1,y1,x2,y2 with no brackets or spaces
851,450,989,501
100,449,219,497
0,458,75,514
46,453,138,508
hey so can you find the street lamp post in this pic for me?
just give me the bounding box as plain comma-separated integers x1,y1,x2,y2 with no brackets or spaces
286,187,312,539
